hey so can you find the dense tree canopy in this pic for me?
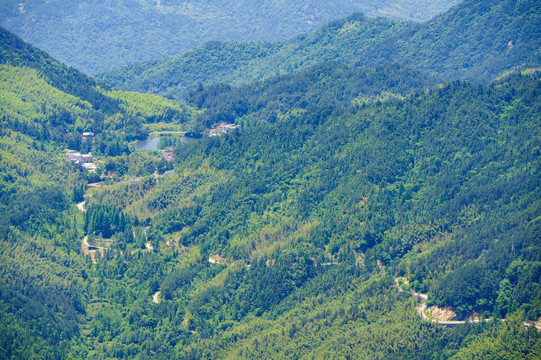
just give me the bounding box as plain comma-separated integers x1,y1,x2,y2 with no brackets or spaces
1,2,540,358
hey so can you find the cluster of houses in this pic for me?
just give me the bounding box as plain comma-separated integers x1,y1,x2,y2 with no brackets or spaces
209,122,241,137
65,125,242,173
161,150,174,161
65,132,97,172
66,150,97,172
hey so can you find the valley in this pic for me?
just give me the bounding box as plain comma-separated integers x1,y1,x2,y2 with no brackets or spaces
0,1,540,359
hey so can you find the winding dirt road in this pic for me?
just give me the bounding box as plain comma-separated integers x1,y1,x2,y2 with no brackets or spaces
396,278,541,329
398,278,490,327
82,236,107,250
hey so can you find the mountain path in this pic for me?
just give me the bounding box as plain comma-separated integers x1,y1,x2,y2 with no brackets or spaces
396,278,541,330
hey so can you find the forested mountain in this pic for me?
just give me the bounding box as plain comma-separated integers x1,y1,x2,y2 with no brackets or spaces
85,66,541,359
186,61,440,127
0,0,460,75
1,4,541,359
98,0,541,99
0,28,197,357
0,27,194,149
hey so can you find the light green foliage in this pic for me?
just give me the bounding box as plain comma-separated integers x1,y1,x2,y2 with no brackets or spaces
107,90,194,125
0,131,77,192
0,64,91,123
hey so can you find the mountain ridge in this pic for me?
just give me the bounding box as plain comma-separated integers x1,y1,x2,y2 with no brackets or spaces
0,0,460,74
97,0,541,99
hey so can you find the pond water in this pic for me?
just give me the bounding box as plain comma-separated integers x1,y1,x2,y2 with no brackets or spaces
134,137,161,151
134,136,197,151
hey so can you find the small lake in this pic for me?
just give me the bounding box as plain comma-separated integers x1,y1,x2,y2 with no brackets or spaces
134,136,197,151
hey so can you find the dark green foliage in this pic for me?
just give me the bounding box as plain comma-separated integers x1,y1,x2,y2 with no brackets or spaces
160,267,197,301
0,186,68,235
0,222,87,359
84,204,129,239
500,261,541,319
153,205,202,235
71,183,85,203
188,62,438,127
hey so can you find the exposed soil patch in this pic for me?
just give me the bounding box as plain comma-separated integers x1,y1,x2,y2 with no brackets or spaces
425,305,457,321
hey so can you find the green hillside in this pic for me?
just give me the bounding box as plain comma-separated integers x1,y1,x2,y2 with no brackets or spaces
1,9,540,360
98,0,541,99
80,67,541,359
186,61,439,127
0,0,459,74
0,27,200,358
0,27,195,148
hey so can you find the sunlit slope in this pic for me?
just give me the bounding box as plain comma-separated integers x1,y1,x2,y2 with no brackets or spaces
0,27,194,142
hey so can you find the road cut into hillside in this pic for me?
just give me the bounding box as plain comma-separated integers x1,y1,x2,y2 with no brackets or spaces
396,278,541,330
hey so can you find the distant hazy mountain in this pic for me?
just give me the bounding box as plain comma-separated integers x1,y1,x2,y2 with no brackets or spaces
0,0,460,74
98,0,540,99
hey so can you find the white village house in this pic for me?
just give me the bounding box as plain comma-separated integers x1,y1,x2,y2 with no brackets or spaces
209,122,241,137
66,150,97,172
